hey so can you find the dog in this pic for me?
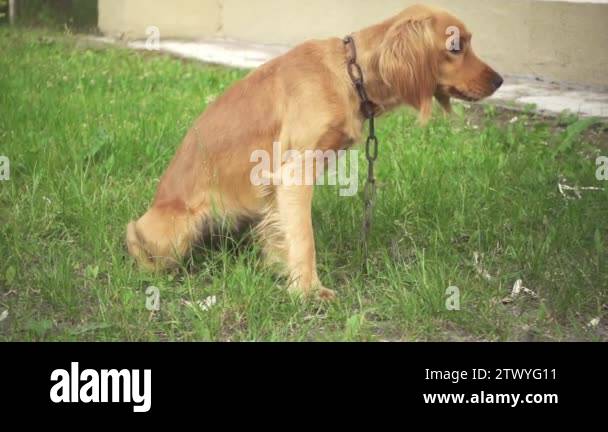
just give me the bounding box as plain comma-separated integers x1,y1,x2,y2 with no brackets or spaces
126,4,503,300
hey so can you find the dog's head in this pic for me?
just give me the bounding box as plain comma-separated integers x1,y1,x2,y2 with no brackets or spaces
378,5,503,121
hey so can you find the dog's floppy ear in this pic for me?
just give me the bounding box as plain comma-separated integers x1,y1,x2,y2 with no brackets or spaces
378,17,438,124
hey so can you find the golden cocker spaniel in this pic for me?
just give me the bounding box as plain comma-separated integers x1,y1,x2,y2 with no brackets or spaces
126,4,503,299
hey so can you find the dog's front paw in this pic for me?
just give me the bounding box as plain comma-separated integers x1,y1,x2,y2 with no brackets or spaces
316,286,337,301
288,282,337,301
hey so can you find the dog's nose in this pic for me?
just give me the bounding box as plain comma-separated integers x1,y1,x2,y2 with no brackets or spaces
492,74,504,90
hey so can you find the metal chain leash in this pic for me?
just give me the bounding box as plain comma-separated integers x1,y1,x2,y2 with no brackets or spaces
362,115,378,270
343,35,378,271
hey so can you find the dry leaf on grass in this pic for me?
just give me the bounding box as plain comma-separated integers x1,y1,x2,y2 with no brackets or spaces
473,252,493,281
558,179,604,200
181,296,217,312
502,279,538,304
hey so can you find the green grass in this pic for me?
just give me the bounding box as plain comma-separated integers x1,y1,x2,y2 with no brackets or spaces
1,28,607,341
10,0,98,31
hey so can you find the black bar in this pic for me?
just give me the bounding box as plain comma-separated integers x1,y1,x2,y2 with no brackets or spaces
0,342,605,419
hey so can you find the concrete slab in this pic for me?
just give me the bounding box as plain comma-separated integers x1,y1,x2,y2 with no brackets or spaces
489,76,608,118
127,38,289,69
94,36,608,119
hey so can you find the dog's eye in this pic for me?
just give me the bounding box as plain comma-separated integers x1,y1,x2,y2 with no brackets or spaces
449,46,463,54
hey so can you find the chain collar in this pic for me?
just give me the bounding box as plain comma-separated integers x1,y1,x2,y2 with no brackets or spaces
343,35,377,119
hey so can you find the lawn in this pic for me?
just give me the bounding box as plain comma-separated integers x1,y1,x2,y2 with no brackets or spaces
1,28,607,341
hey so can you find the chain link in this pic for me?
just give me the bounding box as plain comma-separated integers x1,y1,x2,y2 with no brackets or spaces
344,35,379,271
